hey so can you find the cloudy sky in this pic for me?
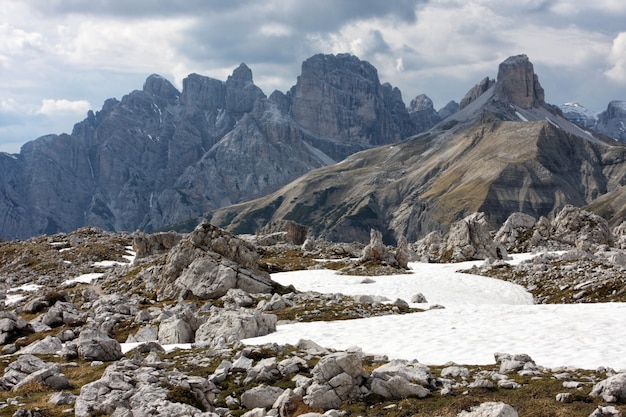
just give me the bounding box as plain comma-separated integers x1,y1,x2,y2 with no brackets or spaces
1,0,625,153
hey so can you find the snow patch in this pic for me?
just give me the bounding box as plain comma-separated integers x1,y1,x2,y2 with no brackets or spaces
5,283,43,306
545,117,560,129
64,273,103,285
93,260,126,267
243,252,626,370
515,111,528,122
123,246,136,264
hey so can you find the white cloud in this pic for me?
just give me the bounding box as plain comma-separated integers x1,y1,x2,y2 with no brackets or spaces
606,32,626,84
395,57,404,72
52,16,193,74
38,99,91,116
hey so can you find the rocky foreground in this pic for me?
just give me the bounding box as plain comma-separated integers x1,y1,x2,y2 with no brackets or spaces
1,207,625,416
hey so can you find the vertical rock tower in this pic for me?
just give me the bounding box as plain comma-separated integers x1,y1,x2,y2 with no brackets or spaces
494,54,545,108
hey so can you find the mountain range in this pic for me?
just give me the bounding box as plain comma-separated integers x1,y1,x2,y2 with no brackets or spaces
0,53,625,241
207,55,626,244
0,54,449,239
559,101,626,141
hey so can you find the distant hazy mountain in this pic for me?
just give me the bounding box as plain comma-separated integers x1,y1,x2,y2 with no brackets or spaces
595,100,626,142
0,54,439,239
558,102,597,129
559,101,626,143
208,55,626,243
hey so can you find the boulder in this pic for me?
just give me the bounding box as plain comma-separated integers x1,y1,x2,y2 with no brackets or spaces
457,401,519,417
194,308,277,347
371,359,432,387
39,301,82,327
370,375,430,399
133,230,182,258
256,220,309,245
494,353,536,374
158,317,194,345
494,212,536,252
590,373,626,403
359,229,395,265
19,335,63,355
411,231,443,263
12,365,71,392
77,328,123,361
241,384,285,410
304,351,366,410
0,313,30,345
220,288,255,308
0,354,50,390
613,221,626,249
48,391,77,405
444,213,505,262
588,405,623,417
127,324,158,343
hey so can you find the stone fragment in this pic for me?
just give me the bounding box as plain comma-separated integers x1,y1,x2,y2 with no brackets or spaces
456,401,519,417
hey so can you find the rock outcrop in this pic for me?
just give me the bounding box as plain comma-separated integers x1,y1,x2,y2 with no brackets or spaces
155,222,274,301
412,213,506,262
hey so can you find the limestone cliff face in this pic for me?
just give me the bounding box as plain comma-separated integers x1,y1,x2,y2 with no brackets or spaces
0,54,422,239
494,54,544,109
286,54,415,160
210,55,626,244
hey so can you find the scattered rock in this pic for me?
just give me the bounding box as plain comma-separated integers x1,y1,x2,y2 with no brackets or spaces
588,405,623,417
48,391,77,405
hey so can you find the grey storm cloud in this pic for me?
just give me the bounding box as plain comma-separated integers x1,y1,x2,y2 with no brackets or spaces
1,0,625,153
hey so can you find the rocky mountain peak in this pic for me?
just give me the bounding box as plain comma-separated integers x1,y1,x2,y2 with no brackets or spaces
142,74,180,104
494,54,545,109
459,77,495,110
286,53,414,155
408,94,435,113
559,102,597,128
595,100,626,141
226,63,254,88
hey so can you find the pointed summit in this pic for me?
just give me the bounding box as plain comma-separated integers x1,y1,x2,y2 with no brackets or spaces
494,54,545,109
226,63,254,88
143,74,180,103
